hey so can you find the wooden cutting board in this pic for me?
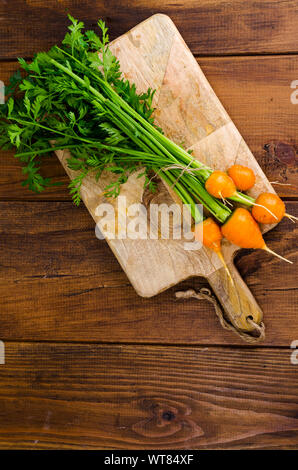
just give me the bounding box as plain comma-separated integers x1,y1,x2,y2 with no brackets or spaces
56,14,275,334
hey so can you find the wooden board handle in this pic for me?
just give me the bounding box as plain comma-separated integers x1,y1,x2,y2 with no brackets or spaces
207,262,263,333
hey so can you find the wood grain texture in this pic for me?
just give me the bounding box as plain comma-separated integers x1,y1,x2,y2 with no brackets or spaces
0,201,296,346
0,0,298,58
1,54,296,200
0,1,297,451
50,14,285,334
0,342,297,449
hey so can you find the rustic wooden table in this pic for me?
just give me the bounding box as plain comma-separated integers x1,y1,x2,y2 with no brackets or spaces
0,0,297,450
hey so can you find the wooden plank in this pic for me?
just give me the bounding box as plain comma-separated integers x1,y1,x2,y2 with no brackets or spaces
1,55,297,200
0,342,297,449
0,201,296,346
0,1,298,59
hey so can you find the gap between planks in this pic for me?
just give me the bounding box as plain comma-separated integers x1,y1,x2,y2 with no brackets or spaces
1,52,298,64
0,197,297,202
0,338,294,351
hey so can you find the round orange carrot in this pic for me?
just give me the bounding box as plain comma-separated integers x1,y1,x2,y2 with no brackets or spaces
198,217,222,252
222,208,263,248
205,171,236,199
228,164,256,191
205,171,281,221
194,218,234,282
221,208,292,263
252,192,285,224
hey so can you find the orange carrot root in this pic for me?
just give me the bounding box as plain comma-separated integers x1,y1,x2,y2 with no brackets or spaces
253,202,278,220
206,172,281,223
228,164,256,191
252,193,285,224
197,217,235,285
236,193,279,221
205,171,236,199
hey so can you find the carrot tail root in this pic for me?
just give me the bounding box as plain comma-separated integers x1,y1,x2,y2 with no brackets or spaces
219,192,233,207
285,213,298,223
264,245,293,264
270,181,296,188
217,251,235,285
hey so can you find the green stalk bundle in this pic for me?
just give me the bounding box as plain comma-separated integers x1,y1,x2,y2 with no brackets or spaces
0,16,253,224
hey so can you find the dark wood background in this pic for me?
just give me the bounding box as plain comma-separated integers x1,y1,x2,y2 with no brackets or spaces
0,0,297,449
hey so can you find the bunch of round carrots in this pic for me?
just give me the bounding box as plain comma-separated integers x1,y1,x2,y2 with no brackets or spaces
194,164,295,276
